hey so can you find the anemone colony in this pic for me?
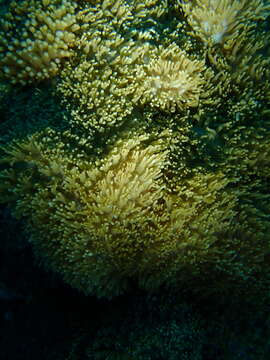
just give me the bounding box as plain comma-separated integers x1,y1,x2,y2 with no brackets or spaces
0,0,269,299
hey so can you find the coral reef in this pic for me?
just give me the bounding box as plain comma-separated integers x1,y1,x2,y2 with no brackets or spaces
0,0,269,300
0,126,269,298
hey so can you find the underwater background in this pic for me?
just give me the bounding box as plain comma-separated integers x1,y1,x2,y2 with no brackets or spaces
0,0,270,358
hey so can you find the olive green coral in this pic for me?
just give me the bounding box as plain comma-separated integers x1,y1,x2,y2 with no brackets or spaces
178,0,270,47
0,130,169,296
130,43,208,112
1,125,269,298
0,0,80,85
0,0,269,301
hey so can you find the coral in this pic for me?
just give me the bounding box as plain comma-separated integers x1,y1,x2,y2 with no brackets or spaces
1,125,269,298
57,41,208,136
130,43,209,112
0,0,269,301
206,31,270,93
57,0,171,135
0,130,169,297
77,0,169,38
0,0,80,85
178,0,270,47
57,54,136,136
